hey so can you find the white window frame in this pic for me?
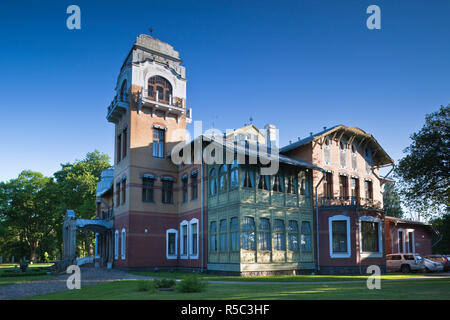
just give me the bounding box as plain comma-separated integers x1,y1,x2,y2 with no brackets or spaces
398,228,405,253
358,216,383,258
180,220,189,259
114,230,119,260
329,215,351,258
166,229,178,259
407,229,415,253
189,218,199,259
121,228,126,260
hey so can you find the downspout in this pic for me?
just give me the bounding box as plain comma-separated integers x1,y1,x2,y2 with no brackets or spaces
315,170,326,273
200,162,204,272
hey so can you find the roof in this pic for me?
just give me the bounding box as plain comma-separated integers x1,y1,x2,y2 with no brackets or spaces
280,124,394,167
200,135,323,172
96,169,114,197
385,216,432,227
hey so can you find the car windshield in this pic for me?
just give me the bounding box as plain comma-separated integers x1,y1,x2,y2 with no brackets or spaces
415,255,423,261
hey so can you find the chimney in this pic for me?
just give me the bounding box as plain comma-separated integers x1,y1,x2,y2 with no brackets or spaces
264,124,278,150
310,132,313,136
297,137,301,141
323,126,327,131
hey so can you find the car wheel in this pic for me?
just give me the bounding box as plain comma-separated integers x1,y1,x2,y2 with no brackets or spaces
401,265,411,273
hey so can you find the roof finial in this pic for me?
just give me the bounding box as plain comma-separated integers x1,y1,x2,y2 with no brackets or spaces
149,26,154,36
249,116,253,124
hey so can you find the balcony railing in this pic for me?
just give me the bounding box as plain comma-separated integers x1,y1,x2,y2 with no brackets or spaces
318,196,382,209
107,95,128,123
99,208,113,221
141,92,192,124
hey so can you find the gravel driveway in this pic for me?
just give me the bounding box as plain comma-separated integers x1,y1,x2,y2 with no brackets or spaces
0,267,151,300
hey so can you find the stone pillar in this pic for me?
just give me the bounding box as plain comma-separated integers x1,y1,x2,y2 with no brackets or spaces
62,210,77,265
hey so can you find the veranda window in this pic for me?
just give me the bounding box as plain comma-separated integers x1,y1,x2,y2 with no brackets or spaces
242,217,256,250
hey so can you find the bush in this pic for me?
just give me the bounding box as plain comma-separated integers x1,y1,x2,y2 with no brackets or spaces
0,270,48,277
154,278,176,289
136,280,157,293
19,258,29,272
176,275,207,293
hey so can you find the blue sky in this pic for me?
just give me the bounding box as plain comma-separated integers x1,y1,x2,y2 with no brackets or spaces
0,0,449,181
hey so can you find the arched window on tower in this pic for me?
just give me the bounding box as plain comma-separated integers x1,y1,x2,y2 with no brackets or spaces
147,76,173,104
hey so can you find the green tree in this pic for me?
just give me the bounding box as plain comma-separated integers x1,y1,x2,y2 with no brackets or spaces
396,105,450,219
54,150,111,255
431,213,450,254
383,182,403,218
0,171,59,262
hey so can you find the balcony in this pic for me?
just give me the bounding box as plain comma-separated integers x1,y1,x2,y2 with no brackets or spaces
318,196,382,209
140,92,192,124
107,95,128,123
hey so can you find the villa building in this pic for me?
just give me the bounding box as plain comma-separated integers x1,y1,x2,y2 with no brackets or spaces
62,34,434,275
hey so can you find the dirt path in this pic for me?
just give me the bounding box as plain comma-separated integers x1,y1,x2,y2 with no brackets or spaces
0,267,151,300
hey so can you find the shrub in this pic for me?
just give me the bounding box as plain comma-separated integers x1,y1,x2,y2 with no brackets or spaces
154,278,176,289
19,258,29,272
136,280,157,293
176,275,207,293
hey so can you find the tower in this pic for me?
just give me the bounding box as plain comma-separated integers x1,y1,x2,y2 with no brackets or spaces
106,34,192,268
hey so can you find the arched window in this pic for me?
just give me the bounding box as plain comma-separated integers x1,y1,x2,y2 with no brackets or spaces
351,142,358,171
114,230,119,260
120,81,128,102
219,165,228,192
323,136,332,165
147,76,172,104
230,160,239,189
339,137,347,168
209,169,217,196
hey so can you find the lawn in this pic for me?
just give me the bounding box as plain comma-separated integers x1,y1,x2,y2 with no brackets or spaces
29,278,450,300
129,271,426,283
0,263,55,286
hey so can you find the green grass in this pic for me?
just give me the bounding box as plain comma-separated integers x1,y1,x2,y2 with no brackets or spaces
0,263,55,286
29,278,450,300
129,271,425,283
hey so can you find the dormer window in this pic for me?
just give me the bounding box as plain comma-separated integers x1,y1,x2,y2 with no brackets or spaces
148,76,172,104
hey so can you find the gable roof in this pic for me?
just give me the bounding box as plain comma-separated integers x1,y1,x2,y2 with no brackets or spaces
280,124,394,167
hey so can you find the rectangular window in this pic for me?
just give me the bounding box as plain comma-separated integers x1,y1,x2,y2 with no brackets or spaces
122,128,127,158
273,219,286,250
142,177,154,202
191,173,198,200
408,231,414,253
153,128,165,158
288,221,299,251
339,175,348,199
162,180,173,204
287,176,298,194
399,230,404,253
301,221,312,252
210,221,217,252
324,172,333,198
241,166,254,188
361,221,379,253
351,177,360,201
168,233,176,256
191,223,198,256
182,177,188,203
115,182,121,207
258,218,271,250
182,224,188,255
365,180,373,200
258,174,270,190
242,217,256,250
121,179,126,204
117,134,122,163
230,217,239,251
220,219,228,251
332,221,348,253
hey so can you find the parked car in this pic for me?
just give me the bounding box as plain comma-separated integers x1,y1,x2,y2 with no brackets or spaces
423,258,444,272
386,253,426,273
424,255,449,271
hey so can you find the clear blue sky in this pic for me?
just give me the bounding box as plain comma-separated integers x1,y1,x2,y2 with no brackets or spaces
0,0,449,181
